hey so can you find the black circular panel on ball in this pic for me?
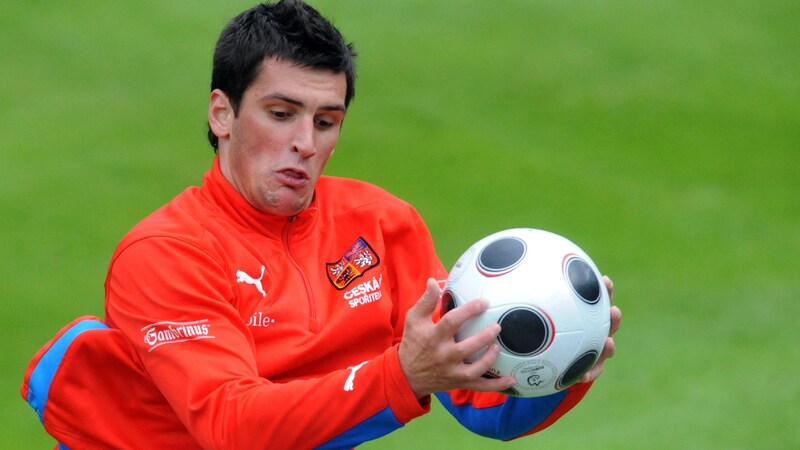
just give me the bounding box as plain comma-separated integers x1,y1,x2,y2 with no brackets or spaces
478,237,526,274
497,307,551,356
557,350,599,389
566,257,601,304
440,291,457,315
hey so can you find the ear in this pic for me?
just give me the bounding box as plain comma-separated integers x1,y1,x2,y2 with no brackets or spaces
208,89,233,141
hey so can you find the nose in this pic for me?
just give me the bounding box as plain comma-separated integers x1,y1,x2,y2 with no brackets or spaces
292,118,316,158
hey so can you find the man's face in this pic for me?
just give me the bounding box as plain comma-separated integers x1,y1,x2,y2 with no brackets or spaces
211,58,347,216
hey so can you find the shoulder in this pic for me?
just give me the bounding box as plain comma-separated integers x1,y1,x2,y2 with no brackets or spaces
314,176,434,239
127,189,205,239
111,187,212,262
316,176,396,198
316,176,413,213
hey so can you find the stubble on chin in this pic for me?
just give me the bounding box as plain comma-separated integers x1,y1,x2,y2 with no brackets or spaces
258,188,310,217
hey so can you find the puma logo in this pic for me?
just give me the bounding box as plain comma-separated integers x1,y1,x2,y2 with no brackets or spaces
236,266,266,298
344,361,368,392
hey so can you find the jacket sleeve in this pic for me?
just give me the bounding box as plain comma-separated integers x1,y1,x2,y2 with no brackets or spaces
435,383,592,441
380,201,449,344
104,236,428,450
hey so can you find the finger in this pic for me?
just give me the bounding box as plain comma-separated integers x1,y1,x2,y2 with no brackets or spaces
462,374,518,393
580,362,603,384
580,337,615,384
460,341,501,377
458,345,517,392
436,298,489,338
603,275,614,301
609,305,622,336
453,322,500,360
408,278,442,321
600,336,616,360
471,377,518,393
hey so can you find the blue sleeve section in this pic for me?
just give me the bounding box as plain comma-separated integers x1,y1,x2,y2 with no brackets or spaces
25,319,109,423
315,406,403,450
434,390,568,441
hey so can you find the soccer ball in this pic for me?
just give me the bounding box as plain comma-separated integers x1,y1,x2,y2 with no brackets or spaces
441,228,610,397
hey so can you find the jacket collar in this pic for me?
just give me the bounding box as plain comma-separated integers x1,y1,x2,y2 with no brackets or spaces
200,156,319,239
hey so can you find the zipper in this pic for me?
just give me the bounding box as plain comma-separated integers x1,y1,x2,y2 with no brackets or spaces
282,216,319,331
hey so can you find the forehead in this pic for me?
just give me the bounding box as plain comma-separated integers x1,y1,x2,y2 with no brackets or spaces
246,58,347,108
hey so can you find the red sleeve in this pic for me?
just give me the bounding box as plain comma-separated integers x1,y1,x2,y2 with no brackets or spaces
381,202,448,345
105,237,427,449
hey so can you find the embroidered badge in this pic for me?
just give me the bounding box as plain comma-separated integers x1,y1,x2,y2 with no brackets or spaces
326,237,380,290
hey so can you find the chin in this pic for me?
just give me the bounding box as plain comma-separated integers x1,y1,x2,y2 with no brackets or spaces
259,193,311,217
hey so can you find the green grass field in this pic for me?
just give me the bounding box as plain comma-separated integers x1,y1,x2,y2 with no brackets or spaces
2,1,798,448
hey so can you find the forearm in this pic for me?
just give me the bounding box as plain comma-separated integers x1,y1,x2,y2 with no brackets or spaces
167,345,427,449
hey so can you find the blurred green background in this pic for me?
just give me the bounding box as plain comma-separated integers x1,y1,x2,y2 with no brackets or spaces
2,0,798,448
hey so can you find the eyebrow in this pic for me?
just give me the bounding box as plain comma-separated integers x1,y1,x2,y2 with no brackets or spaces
264,93,347,113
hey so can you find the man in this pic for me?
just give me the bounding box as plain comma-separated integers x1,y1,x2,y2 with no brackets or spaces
22,1,621,448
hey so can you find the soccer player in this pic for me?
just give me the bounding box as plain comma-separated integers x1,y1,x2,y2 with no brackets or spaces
22,1,621,448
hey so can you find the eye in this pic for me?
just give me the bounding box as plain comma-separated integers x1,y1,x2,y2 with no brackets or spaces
270,109,292,120
315,113,343,129
315,118,334,128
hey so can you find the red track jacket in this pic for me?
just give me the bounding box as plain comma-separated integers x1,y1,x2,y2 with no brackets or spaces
22,158,592,449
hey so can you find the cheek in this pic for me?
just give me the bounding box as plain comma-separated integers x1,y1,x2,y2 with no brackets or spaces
311,147,336,176
317,133,340,159
233,109,281,143
231,122,279,163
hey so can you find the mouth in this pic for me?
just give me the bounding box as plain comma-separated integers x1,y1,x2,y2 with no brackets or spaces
276,168,310,188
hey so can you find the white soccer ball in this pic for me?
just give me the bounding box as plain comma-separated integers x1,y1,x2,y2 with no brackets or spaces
442,228,610,397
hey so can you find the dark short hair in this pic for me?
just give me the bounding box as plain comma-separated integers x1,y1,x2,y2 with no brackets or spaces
207,0,357,150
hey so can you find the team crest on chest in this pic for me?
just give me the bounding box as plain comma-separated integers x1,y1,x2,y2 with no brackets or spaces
326,237,380,290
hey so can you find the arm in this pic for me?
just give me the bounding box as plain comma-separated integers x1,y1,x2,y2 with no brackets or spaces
105,237,426,449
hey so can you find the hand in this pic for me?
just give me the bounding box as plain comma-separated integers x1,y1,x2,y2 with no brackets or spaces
580,275,622,383
398,278,517,399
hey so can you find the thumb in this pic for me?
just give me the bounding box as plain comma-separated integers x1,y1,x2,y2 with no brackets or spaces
411,278,441,319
